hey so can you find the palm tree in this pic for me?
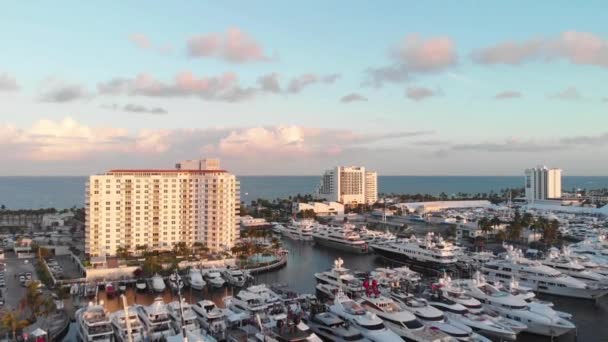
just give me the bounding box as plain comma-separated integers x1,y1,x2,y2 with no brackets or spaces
21,281,44,319
477,217,491,237
1,309,29,340
116,246,130,259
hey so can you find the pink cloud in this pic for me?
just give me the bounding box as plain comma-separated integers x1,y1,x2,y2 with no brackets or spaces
287,73,340,93
129,33,152,49
406,86,439,101
187,27,269,63
393,34,457,72
472,31,608,67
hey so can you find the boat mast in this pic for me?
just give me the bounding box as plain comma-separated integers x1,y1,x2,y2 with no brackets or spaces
174,269,188,341
121,294,133,342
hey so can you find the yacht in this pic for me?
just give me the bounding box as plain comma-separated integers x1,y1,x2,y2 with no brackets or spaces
368,267,421,290
110,306,145,342
85,283,97,298
481,246,608,299
328,290,403,341
389,291,476,341
192,300,228,341
204,269,226,288
316,283,341,300
168,273,184,292
450,275,576,337
370,233,458,271
135,279,147,292
222,267,248,287
358,294,454,342
314,258,364,297
434,275,483,314
304,311,370,342
186,268,206,290
151,273,166,293
76,303,115,342
167,299,201,334
542,249,608,285
136,297,176,341
284,219,315,241
313,227,369,254
118,281,128,293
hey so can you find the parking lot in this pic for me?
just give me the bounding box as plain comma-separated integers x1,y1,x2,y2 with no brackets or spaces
1,252,38,310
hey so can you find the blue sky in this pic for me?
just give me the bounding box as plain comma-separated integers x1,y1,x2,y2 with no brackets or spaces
1,1,607,175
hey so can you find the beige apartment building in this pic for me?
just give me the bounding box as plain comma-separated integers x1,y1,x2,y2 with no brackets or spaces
316,166,378,205
85,159,240,257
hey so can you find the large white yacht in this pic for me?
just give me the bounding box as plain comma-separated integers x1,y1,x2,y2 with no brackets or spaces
167,299,201,334
542,249,608,285
434,275,483,314
312,227,369,254
370,233,458,271
110,306,144,342
151,273,166,293
192,300,228,341
314,258,364,297
284,219,316,240
450,274,576,337
221,267,248,287
482,246,608,299
304,311,369,342
203,269,226,288
75,303,115,342
136,297,176,341
110,306,145,342
357,294,454,342
328,290,403,341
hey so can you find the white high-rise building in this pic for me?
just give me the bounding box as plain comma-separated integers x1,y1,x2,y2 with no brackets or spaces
524,166,562,202
316,166,378,205
85,158,240,257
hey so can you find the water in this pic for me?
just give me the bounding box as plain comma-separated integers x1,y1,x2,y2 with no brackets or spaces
64,237,608,342
2,176,608,209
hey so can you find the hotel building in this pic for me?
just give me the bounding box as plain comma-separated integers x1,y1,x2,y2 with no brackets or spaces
85,158,239,257
525,166,562,202
316,166,378,205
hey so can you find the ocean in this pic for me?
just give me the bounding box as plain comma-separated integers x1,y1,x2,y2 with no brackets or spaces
1,176,608,209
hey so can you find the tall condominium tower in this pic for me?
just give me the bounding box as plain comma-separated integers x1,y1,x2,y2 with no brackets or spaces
316,166,378,205
85,158,239,257
524,166,562,202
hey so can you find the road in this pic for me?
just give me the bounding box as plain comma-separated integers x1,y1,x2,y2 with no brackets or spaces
2,251,37,310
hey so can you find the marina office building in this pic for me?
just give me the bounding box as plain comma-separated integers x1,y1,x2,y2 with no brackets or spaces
316,166,378,205
524,166,562,202
85,158,240,257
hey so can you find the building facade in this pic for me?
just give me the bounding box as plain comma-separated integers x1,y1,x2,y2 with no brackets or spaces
525,166,562,202
294,201,345,216
85,159,239,257
316,166,378,205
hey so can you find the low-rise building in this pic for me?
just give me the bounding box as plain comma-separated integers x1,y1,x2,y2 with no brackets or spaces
294,201,345,216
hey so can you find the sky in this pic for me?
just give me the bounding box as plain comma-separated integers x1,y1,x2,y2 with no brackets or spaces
1,1,608,176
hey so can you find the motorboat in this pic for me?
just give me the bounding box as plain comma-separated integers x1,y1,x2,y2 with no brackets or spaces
105,282,116,298
110,306,145,342
75,303,115,342
328,290,405,341
542,249,608,285
186,268,206,290
450,274,575,337
435,275,483,314
192,300,228,341
314,258,364,298
283,219,315,241
304,311,369,342
204,269,226,288
135,279,147,292
312,227,369,254
168,273,185,292
118,281,127,293
85,283,97,298
136,297,176,341
70,283,80,296
222,267,248,287
481,245,608,299
358,294,454,341
370,233,458,271
315,283,340,300
167,299,201,334
151,273,166,293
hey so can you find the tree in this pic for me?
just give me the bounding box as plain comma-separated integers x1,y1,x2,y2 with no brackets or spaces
542,219,560,245
142,256,163,276
20,281,46,320
116,246,130,260
477,217,492,237
1,309,29,340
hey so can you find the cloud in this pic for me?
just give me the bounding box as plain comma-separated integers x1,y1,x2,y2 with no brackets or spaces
129,33,151,49
286,73,340,93
0,73,19,91
257,73,281,93
340,93,368,103
97,72,256,102
364,34,456,87
495,90,522,100
393,34,457,72
187,27,269,63
103,103,167,115
603,97,608,102
39,81,89,102
560,132,608,145
472,31,608,67
451,139,562,153
549,87,582,101
406,86,439,101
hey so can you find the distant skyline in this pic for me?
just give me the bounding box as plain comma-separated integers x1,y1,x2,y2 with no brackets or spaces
1,1,608,176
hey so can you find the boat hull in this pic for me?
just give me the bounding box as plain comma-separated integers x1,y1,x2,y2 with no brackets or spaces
370,245,456,271
313,236,369,254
